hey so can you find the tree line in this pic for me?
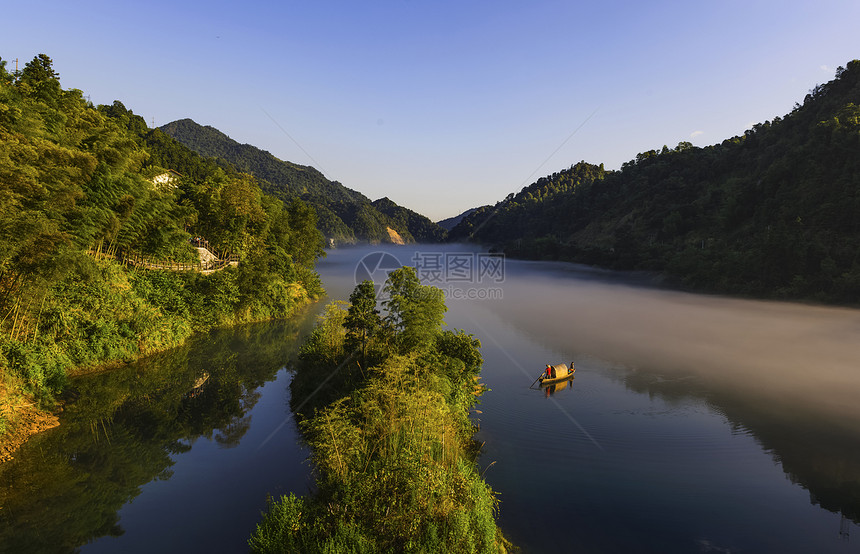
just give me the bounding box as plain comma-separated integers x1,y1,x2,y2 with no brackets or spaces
0,54,325,440
450,60,860,304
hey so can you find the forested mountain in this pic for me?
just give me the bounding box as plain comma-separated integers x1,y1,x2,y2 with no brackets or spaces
160,119,447,245
0,54,324,452
371,197,448,242
160,118,365,205
450,60,860,304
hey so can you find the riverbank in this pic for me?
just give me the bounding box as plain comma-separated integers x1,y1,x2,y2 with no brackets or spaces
0,316,321,554
0,259,321,464
0,382,59,463
0,304,314,463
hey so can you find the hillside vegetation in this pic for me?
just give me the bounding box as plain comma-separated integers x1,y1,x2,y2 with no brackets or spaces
160,119,447,245
451,60,860,304
250,271,508,553
0,54,324,454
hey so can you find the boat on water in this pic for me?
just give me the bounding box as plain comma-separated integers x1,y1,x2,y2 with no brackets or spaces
538,362,575,385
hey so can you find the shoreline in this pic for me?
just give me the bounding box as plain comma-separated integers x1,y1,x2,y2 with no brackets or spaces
0,296,319,465
0,392,60,464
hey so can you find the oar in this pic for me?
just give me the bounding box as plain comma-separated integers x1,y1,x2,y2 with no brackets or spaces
530,371,546,388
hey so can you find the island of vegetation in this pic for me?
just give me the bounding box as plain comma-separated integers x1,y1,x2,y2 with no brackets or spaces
450,60,860,305
250,270,510,553
0,54,325,460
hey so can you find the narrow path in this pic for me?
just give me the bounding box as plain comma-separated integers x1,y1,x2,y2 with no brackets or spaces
88,244,238,273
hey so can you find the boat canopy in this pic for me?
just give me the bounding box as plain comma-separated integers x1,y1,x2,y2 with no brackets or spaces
549,364,569,378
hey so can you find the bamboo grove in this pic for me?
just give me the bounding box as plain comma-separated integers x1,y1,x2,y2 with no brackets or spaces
0,54,325,438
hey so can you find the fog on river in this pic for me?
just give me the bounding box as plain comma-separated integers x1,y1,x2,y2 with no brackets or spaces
321,244,860,552
4,243,859,554
486,260,860,430
323,244,860,429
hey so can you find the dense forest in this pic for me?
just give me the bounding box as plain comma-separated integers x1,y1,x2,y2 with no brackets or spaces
160,119,448,245
250,271,508,553
450,60,860,304
0,54,325,455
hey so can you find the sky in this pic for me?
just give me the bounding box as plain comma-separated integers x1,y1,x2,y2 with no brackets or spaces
4,0,860,221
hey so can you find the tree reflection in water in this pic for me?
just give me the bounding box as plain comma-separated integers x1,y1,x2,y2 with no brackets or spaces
0,317,312,554
617,365,860,526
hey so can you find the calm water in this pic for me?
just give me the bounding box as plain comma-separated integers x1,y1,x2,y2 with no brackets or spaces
0,319,320,554
2,244,860,553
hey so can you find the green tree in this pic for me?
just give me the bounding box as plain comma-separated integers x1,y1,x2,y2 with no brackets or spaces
0,57,11,86
382,267,446,352
253,292,504,553
18,54,61,102
216,174,266,257
344,280,381,364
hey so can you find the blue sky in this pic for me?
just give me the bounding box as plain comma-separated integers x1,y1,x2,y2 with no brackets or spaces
4,0,859,221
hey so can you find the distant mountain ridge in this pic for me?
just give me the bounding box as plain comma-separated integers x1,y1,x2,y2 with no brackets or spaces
450,60,860,304
160,119,446,244
437,208,480,231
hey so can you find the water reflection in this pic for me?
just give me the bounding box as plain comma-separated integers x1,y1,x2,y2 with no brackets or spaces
482,259,860,528
0,317,313,554
540,376,574,397
617,364,860,524
320,245,860,551
490,268,860,429
17,243,853,553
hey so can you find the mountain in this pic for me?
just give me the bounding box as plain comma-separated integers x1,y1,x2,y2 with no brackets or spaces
160,119,365,205
450,60,860,304
160,119,447,245
437,208,480,231
372,197,447,242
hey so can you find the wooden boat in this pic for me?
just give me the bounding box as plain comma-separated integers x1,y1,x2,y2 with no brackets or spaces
538,363,575,385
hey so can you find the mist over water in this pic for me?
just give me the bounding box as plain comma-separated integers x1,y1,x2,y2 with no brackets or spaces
6,244,856,553
325,244,860,427
487,262,860,428
319,244,860,552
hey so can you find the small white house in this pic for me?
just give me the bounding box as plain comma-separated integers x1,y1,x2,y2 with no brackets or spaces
150,169,183,189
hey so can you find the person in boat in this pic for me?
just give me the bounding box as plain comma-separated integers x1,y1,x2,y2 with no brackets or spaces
545,365,552,378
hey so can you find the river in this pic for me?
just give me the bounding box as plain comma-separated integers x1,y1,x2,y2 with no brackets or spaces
2,244,859,553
